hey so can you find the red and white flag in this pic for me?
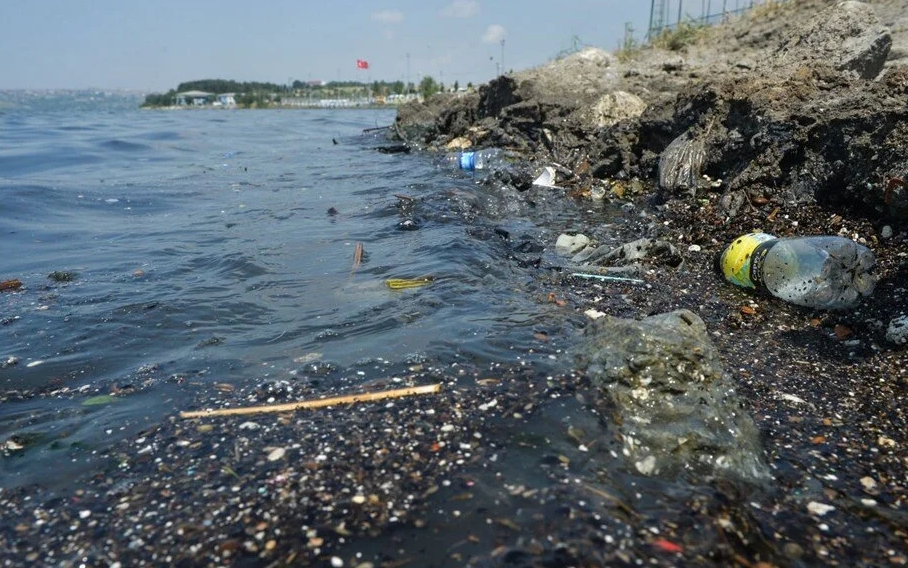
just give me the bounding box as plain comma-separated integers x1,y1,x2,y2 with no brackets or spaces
356,59,369,69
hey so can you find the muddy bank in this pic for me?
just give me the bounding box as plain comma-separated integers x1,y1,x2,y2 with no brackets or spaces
386,0,908,566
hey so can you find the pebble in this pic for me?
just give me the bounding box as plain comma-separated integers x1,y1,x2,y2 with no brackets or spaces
807,501,835,516
267,448,286,461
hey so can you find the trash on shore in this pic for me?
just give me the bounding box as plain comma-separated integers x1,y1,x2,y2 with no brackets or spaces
0,279,23,292
386,277,434,290
571,272,645,284
180,383,442,419
532,166,560,188
716,233,877,310
658,128,708,194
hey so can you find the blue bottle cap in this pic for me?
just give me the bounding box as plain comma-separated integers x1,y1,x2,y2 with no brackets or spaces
459,151,476,170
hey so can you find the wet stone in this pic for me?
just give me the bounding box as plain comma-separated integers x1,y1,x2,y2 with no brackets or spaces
576,309,770,484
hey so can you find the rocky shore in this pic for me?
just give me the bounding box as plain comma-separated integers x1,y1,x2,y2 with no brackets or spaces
388,0,908,565
3,1,908,567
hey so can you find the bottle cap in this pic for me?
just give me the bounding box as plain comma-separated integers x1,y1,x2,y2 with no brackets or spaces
459,152,476,170
716,233,776,288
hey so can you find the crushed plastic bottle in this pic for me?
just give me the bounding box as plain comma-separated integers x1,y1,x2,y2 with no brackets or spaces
716,233,877,310
444,148,504,171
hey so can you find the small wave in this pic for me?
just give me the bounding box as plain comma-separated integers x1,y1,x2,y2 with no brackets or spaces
98,139,152,152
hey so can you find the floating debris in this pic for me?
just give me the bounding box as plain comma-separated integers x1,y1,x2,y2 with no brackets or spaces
386,277,434,290
0,279,23,292
47,271,77,282
351,242,364,275
180,383,442,419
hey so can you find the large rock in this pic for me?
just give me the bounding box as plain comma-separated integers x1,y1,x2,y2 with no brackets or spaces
591,91,648,129
770,1,892,79
576,310,770,483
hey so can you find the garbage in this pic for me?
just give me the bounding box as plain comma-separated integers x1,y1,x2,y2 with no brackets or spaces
0,279,22,292
716,233,877,309
444,148,505,171
180,383,442,418
385,277,434,290
658,130,706,194
532,166,559,188
570,272,645,284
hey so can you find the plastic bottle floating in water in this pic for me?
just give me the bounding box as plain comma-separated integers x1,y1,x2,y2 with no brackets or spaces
444,149,505,171
716,233,877,310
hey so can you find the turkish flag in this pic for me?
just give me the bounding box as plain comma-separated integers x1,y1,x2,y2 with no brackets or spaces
356,59,369,69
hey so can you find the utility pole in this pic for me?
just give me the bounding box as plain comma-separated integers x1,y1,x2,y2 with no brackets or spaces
500,39,505,75
406,52,411,95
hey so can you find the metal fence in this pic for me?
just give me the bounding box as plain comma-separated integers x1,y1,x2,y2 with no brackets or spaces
647,0,784,39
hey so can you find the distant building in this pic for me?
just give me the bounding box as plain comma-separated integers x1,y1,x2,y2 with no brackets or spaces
215,93,236,107
176,90,213,105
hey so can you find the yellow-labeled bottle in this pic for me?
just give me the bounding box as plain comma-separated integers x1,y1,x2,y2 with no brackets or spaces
716,233,877,309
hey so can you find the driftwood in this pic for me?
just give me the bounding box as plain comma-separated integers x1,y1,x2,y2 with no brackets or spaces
180,383,441,419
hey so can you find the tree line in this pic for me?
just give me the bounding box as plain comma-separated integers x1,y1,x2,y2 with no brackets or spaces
142,76,469,108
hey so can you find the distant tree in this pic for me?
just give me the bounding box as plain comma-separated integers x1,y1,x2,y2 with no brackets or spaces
453,80,459,92
419,76,439,98
141,89,176,107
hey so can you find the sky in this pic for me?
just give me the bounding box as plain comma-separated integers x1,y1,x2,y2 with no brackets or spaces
0,1,652,92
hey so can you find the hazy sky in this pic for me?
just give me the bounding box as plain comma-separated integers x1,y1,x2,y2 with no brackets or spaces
0,1,652,92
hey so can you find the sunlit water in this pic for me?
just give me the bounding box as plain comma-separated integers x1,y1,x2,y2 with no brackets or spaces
0,107,593,489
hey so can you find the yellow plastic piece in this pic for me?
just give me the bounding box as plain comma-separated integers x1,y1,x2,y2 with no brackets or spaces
719,233,775,288
385,277,434,290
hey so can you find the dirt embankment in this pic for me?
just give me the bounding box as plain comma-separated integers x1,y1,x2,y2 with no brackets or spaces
388,2,908,565
394,0,908,332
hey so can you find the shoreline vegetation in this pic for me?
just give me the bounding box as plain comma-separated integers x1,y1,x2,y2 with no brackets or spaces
140,77,472,110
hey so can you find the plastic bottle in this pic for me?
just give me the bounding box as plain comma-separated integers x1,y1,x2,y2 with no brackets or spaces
716,233,877,310
444,148,504,171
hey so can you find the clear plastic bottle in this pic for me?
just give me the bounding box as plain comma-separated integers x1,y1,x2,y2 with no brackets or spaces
444,148,503,171
717,233,877,310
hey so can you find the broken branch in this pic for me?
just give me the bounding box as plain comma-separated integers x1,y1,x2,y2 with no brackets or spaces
180,383,442,419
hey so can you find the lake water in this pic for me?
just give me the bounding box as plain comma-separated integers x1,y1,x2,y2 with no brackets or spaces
0,107,598,489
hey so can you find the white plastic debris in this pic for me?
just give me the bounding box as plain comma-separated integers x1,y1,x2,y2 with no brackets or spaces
532,166,559,188
807,501,835,516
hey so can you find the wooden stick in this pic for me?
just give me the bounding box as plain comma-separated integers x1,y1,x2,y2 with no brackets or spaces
179,383,441,419
350,242,364,275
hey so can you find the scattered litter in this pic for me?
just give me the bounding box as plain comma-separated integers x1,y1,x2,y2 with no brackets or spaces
350,242,364,275
82,394,117,406
807,501,835,516
584,308,607,320
658,129,707,193
571,272,645,284
26,360,44,368
180,383,442,419
386,277,434,290
532,166,559,188
0,279,23,292
778,393,807,405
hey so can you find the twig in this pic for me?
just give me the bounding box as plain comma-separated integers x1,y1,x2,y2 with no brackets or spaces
350,242,364,275
180,383,441,419
571,272,645,284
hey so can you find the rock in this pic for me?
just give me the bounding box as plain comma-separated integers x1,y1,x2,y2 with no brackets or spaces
771,1,892,79
886,315,908,345
591,91,648,129
555,233,591,255
576,310,770,483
